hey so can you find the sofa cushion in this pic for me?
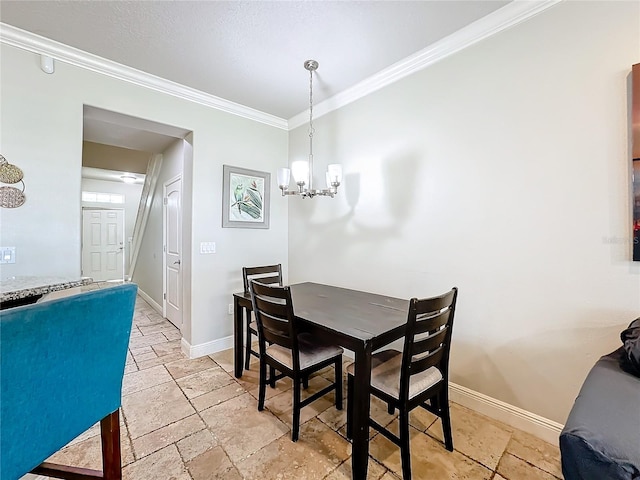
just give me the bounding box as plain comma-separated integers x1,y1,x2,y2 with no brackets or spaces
620,318,640,378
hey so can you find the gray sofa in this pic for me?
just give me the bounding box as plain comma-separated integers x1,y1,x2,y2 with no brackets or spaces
560,348,640,480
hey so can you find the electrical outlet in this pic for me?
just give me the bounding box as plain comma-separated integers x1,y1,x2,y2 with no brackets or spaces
228,304,233,315
0,247,16,264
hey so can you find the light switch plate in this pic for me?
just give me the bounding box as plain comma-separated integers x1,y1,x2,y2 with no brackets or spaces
200,242,216,254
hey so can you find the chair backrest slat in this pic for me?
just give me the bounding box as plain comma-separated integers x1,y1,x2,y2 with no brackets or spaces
399,287,458,400
410,345,445,375
243,264,283,294
249,280,299,369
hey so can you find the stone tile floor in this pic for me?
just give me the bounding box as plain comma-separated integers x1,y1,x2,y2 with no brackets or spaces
33,294,563,479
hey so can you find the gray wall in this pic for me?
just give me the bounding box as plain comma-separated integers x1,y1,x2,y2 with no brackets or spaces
287,1,640,424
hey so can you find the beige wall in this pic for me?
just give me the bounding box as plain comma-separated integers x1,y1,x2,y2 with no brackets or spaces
0,44,289,349
288,0,640,424
82,141,150,174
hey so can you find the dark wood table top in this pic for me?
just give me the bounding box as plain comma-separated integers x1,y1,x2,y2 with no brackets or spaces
287,282,409,343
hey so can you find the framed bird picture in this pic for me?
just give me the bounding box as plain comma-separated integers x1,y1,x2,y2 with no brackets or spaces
222,165,270,229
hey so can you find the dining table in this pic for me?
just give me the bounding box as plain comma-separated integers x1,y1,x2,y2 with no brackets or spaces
232,281,409,480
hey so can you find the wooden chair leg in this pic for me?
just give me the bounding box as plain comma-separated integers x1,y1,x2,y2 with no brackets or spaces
269,365,276,388
292,375,301,442
439,390,454,451
244,314,252,370
101,409,122,480
346,373,354,440
258,359,267,411
31,410,122,480
335,358,343,410
399,409,412,480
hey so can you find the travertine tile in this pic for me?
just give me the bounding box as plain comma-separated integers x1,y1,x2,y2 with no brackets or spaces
139,321,179,335
47,424,134,469
427,403,512,470
166,355,217,380
176,429,219,462
199,392,289,462
124,363,139,374
122,381,195,439
152,339,182,357
496,453,560,480
186,445,243,480
136,352,185,370
190,382,245,411
132,414,205,459
121,364,172,396
264,375,337,428
324,457,388,480
209,348,235,374
128,332,171,349
122,444,190,480
236,418,350,479
370,421,492,479
505,429,562,478
176,366,235,399
163,329,182,341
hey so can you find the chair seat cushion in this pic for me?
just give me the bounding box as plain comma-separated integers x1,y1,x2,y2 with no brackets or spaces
266,333,343,370
248,321,258,333
347,349,443,400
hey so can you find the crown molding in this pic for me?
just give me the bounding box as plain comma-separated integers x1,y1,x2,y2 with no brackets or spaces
0,23,289,130
288,0,562,129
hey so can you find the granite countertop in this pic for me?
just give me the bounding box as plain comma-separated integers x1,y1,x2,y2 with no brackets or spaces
0,276,93,302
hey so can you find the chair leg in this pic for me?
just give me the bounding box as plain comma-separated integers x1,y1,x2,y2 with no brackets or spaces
388,402,395,415
101,409,122,480
302,375,309,389
258,359,267,411
399,409,412,480
346,373,354,440
269,365,276,388
244,313,252,371
439,390,454,451
335,358,343,410
292,375,301,442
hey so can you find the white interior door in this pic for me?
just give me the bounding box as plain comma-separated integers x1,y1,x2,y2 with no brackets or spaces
82,209,124,281
164,176,182,329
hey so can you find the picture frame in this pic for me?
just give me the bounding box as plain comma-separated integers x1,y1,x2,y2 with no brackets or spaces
222,165,270,229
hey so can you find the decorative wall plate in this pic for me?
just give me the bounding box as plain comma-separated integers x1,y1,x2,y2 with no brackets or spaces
0,163,23,184
0,185,26,208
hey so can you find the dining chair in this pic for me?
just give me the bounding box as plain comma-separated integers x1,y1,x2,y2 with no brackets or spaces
1,283,137,480
346,287,458,480
242,264,283,370
249,279,343,442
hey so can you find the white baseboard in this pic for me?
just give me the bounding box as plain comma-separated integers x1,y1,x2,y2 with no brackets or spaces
137,288,163,315
449,382,563,446
181,335,234,359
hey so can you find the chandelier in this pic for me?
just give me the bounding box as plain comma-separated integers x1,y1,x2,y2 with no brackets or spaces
277,60,342,198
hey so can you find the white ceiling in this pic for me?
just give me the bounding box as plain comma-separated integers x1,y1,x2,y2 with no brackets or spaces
0,0,511,120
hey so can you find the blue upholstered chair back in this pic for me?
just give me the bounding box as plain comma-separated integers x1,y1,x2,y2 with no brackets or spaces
0,283,137,480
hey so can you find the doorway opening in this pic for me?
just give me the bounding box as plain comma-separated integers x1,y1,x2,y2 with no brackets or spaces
82,105,192,338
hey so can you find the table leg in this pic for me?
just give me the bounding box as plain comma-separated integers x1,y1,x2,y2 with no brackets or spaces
233,296,244,378
351,341,373,480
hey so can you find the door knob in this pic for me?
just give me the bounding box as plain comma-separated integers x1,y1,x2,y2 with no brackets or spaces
174,260,181,265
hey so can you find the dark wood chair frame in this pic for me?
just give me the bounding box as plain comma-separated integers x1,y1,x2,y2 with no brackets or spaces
242,264,283,370
250,280,343,442
30,409,122,480
346,287,458,480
